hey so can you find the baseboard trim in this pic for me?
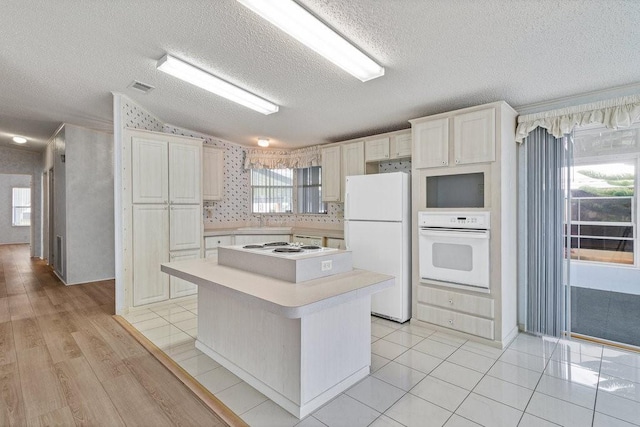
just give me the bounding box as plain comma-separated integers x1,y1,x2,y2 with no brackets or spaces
113,315,248,427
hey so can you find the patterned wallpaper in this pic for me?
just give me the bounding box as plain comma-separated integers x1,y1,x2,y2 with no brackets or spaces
121,98,408,231
122,100,164,132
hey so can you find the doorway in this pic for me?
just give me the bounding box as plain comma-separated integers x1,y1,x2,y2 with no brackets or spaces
568,126,640,347
0,173,32,246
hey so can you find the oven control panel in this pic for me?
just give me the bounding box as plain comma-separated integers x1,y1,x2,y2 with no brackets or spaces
419,211,490,229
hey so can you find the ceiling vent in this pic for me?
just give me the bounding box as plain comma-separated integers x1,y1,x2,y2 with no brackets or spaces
129,80,155,94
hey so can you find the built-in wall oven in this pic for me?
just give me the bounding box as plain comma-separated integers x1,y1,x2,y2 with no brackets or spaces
418,211,490,291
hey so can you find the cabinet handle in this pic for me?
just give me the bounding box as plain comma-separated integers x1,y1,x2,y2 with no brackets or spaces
455,159,460,164
442,160,447,165
448,319,454,325
448,299,453,305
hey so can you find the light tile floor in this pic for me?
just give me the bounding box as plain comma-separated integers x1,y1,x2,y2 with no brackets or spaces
124,298,640,427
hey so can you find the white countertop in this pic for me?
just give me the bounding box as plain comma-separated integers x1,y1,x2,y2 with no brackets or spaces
161,258,392,318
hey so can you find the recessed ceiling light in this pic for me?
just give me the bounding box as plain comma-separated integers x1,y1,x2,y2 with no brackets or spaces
257,138,270,147
237,0,385,82
157,54,279,115
12,136,27,144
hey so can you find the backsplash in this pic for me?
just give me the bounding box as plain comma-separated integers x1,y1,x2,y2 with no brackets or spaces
120,96,407,231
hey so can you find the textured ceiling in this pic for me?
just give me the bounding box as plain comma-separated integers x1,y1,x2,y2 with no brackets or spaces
1,0,639,152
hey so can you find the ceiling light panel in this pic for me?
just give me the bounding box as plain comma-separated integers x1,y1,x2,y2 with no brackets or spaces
157,55,279,115
237,0,384,82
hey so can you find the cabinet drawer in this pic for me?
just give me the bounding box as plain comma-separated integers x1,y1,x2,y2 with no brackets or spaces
417,286,494,318
205,235,233,249
416,303,494,340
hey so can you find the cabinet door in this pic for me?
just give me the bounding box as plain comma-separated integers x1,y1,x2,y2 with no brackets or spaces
169,141,201,204
203,147,224,201
341,141,365,200
413,118,449,168
453,108,495,165
169,204,201,251
321,146,341,202
364,137,390,162
169,249,200,298
132,137,168,204
390,132,412,159
132,205,169,306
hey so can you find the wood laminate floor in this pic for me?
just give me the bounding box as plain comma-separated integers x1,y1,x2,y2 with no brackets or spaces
0,244,228,426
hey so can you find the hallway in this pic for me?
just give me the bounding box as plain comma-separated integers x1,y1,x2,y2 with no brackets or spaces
0,244,228,426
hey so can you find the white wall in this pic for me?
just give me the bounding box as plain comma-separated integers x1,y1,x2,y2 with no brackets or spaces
571,262,640,295
0,146,42,256
0,174,31,244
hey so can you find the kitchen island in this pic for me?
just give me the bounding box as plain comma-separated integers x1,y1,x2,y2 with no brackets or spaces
161,257,393,418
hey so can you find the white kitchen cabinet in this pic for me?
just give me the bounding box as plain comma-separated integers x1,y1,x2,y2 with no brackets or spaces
132,138,169,204
169,141,201,204
390,132,412,159
169,249,200,298
124,128,203,310
234,234,291,246
325,237,345,250
132,204,169,306
453,108,495,165
364,137,390,162
341,141,365,201
321,145,341,202
204,235,233,260
203,146,224,201
412,117,449,168
411,106,496,169
169,204,201,251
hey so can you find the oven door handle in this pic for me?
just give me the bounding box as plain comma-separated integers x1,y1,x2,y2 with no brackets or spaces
419,228,489,239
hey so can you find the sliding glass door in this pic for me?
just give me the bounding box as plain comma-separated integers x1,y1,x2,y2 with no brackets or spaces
568,126,640,347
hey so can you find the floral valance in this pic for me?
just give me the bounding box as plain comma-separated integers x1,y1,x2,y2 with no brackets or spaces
516,94,640,143
244,145,321,169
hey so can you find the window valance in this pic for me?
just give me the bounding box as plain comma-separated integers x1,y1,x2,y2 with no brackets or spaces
244,145,321,169
516,94,640,143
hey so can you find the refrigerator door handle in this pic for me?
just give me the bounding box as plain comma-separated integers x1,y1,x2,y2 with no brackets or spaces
344,221,350,250
344,192,349,219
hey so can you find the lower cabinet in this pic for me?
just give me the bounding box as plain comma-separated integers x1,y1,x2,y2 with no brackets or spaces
204,235,233,260
415,285,495,340
169,249,200,298
132,205,170,306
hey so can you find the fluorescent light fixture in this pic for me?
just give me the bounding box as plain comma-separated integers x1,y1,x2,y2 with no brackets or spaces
237,0,384,82
257,138,270,147
12,136,27,144
157,54,279,115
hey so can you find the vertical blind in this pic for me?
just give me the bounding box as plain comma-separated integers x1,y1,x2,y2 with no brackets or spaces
521,127,571,337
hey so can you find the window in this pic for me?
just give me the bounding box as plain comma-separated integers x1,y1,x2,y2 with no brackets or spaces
250,167,327,214
251,169,293,213
297,166,326,214
12,187,31,226
568,162,635,265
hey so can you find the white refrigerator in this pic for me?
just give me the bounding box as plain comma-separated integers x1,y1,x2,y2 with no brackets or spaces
344,172,411,322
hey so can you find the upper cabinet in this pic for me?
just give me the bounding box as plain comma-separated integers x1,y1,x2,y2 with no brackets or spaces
203,146,224,201
132,138,169,204
364,137,390,162
341,140,365,201
411,106,496,169
390,132,412,159
169,142,202,204
321,145,341,202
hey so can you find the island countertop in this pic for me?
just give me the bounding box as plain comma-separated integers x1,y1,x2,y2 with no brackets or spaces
161,258,393,318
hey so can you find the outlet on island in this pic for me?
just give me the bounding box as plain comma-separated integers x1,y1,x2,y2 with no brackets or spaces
321,260,333,271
